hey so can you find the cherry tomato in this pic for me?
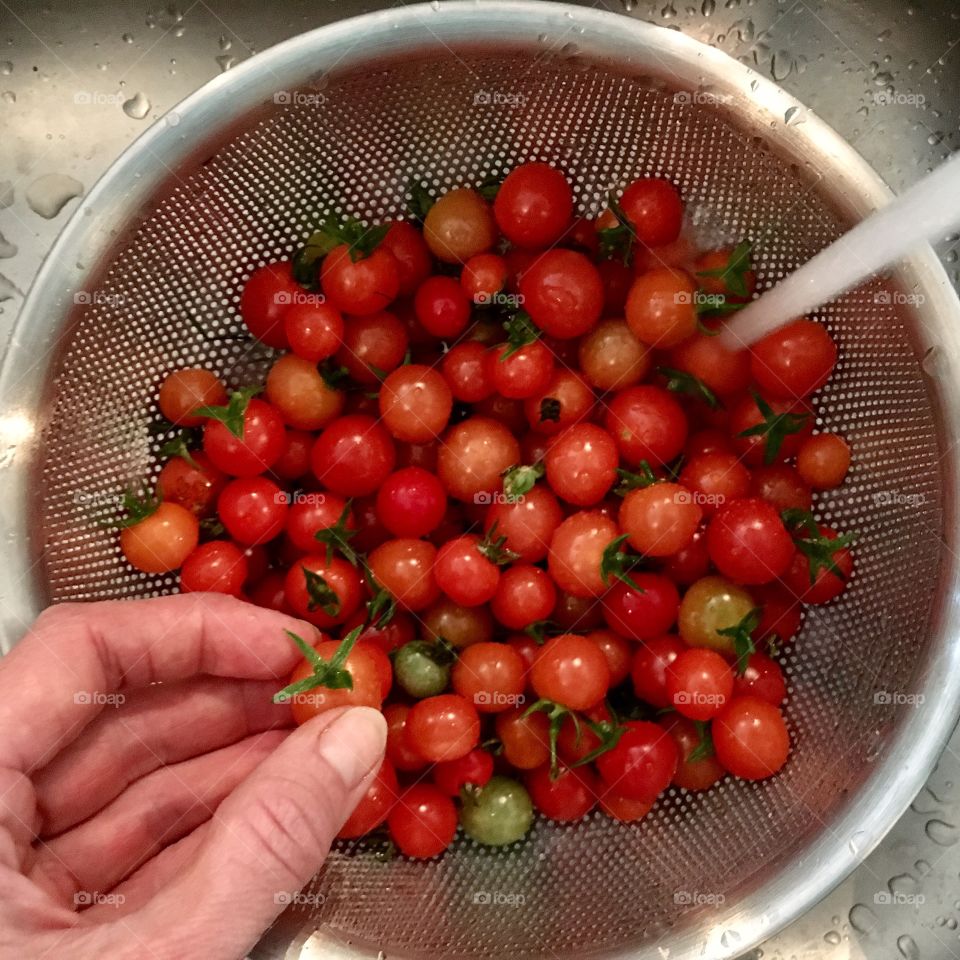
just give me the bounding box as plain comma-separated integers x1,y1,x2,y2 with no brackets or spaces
525,763,598,821
441,341,494,403
588,629,632,687
437,417,520,503
626,268,698,348
734,652,786,705
604,385,687,467
320,243,400,316
382,220,432,296
239,261,299,348
452,642,526,713
284,554,363,628
495,707,551,770
728,393,812,466
179,540,247,594
547,510,619,598
631,634,686,709
414,275,471,340
599,791,654,822
781,524,854,604
311,414,396,496
433,748,495,796
519,250,604,339
712,696,789,780
218,476,288,545
678,575,756,653
487,484,563,563
694,247,757,300
595,720,678,803
491,564,557,630
387,784,458,859
375,466,447,538
459,775,534,846
338,760,399,838
544,423,618,506
156,451,227,517
750,318,837,401
602,574,681,641
494,162,573,248
660,525,711,585
384,703,429,772
368,538,440,612
286,639,383,722
487,341,555,400
618,177,683,247
530,633,610,711
578,318,651,391
752,584,802,646
619,482,702,556
461,252,508,304
422,596,494,648
434,534,501,606
265,354,344,431
286,492,354,554
272,429,314,481
707,497,794,585
660,714,726,792
335,310,408,386
283,300,344,362
423,187,497,263
202,398,285,478
394,640,449,698
120,502,199,574
379,364,453,443
678,452,751,517
407,693,481,762
796,433,851,490
668,328,751,398
666,647,734,721
523,368,595,437
159,368,227,426
748,463,812,513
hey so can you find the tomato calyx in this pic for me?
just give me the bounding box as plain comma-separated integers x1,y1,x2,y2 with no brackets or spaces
116,486,162,529
571,715,629,768
737,391,810,464
192,386,262,439
302,566,342,617
476,171,503,203
477,521,520,566
502,461,545,499
539,397,561,423
274,626,362,701
299,213,391,266
597,193,634,265
600,534,645,593
695,239,754,299
198,516,226,540
717,607,763,675
657,366,722,411
782,508,856,583
524,619,561,645
687,719,716,763
522,698,577,778
314,500,359,566
614,461,660,495
407,179,436,222
501,310,541,359
362,561,398,629
158,427,202,466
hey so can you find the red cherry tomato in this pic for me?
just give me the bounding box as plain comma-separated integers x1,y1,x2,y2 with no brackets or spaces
491,564,557,630
311,414,396,496
547,510,619,598
487,341,556,400
706,497,794,586
433,748,495,796
602,574,680,641
603,385,687,467
525,763,598,821
217,476,288,545
375,467,447,538
283,554,363,628
712,696,790,780
734,652,787,705
519,249,604,339
631,634,686,709
750,318,837,401
338,760,399,838
781,524,854,604
452,642,526,713
434,534,501,607
335,310,408,386
437,417,520,503
414,275,471,339
286,639,383,723
544,423,619,506
202,398,286,478
618,482,702,557
120,502,199,574
487,485,564,564
283,300,344,362
381,220,432,296
660,714,726,792
239,261,299,348
618,177,683,247
388,785,458,859
494,162,574,248
384,702,429,772
367,538,440,612
179,540,248,595
320,243,400,316
159,369,227,426
666,647,734,721
441,341,494,403
379,364,453,443
595,720,679,803
530,633,610,711
156,451,227,517
285,493,354,554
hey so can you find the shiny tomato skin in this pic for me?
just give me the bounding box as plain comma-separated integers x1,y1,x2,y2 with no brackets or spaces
781,525,854,604
202,398,286,478
414,275,471,339
618,177,683,247
217,476,288,545
337,760,400,838
604,385,687,467
491,564,557,630
159,368,228,426
734,652,787,705
519,249,604,339
706,497,794,586
283,554,363,629
437,417,520,503
120,502,199,574
286,640,383,723
375,467,447,538
666,648,734,721
712,696,790,781
602,574,681,641
283,300,344,363
311,414,396,496
433,749,495,796
544,423,619,507
368,538,440,612
547,510,619,598
494,162,574,248
388,785,458,859
434,535,500,607
320,243,400,316
631,634,686,709
407,693,481,763
750,318,837,401
239,261,299,348
156,451,227,518
525,763,598,821
179,540,247,595
660,714,726,792
595,720,679,803
618,482,702,557
486,484,564,564
382,220,433,296
531,633,611,711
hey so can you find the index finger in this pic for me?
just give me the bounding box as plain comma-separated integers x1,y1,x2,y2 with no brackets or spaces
0,593,313,773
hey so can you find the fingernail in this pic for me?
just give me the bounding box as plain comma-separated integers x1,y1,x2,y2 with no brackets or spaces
315,707,387,790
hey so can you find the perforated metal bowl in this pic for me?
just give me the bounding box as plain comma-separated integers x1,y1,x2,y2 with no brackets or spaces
2,4,960,959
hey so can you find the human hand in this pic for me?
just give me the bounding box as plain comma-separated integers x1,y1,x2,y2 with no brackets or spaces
0,593,386,960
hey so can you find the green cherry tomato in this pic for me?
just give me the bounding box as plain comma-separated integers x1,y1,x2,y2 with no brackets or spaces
459,775,534,847
394,641,451,699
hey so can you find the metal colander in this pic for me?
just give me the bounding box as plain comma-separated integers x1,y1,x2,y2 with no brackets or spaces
2,4,960,959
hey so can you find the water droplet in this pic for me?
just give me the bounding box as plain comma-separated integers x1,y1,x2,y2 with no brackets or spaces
750,78,760,92
173,25,185,37
164,111,180,126
877,28,892,41
926,818,958,845
0,229,16,259
25,173,83,218
915,858,932,875
661,2,678,19
720,930,741,949
771,50,795,81
429,0,440,9
702,0,716,15
0,181,13,208
898,934,920,960
0,61,11,75
214,54,235,72
0,272,19,301
218,34,231,51
784,105,804,125
889,873,918,896
824,931,842,946
944,250,957,263
874,71,894,85
848,830,867,854
122,91,151,119
621,0,637,10
560,42,579,57
848,904,877,937
948,918,958,930
927,131,944,146
1,91,14,104
121,32,134,43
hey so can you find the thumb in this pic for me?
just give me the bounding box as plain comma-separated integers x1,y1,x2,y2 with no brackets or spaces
128,705,386,959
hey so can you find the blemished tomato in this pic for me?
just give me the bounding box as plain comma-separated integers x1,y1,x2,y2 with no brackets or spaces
437,417,521,503
379,364,453,443
666,647,734,721
120,502,199,574
631,634,686,709
218,476,288,545
618,177,684,248
320,242,400,316
338,760,399,838
749,464,812,513
441,342,494,403
712,696,789,780
781,524,854,604
545,423,618,506
530,633,610,711
311,414,396,496
494,162,574,248
434,535,501,607
375,467,447,538
626,268,698,348
202,397,286,478
678,452,751,517
406,693,481,762
239,261,299,349
433,748,495,796
734,652,787,705
578,318,651,391
618,482,702,556
423,187,497,263
382,219,433,296
461,252,509,304
265,354,345,431
707,498,794,586
459,775,534,846
495,707,552,770
750,318,837,401
660,715,726,792
285,493,354,554
284,554,363,629
547,510,619,598
519,249,604,339
487,341,555,400
368,538,440,612
602,574,681,641
523,368,595,437
604,384,687,467
384,703,429,772
728,393,812,466
387,784,458,859
156,451,227,517
336,310,409,386
595,720,678,803
678,575,756,654
796,433,851,490
414,275,472,339
422,596,494,648
667,328,752,398
526,763,598,821
487,484,564,563
286,639,383,723
283,300,344,363
159,368,227,427
452,642,526,713
491,564,557,629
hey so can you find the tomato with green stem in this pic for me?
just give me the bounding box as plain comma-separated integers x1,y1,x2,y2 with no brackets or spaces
199,393,286,478
678,575,756,653
487,340,556,400
729,392,812,466
495,707,552,770
525,763,598,821
486,483,563,564
660,715,726,791
667,327,752,399
120,499,199,574
159,368,228,426
733,652,786,705
320,243,400,316
284,554,363,628
437,416,521,504
265,354,345,432
435,528,515,607
617,177,684,248
547,510,619,598
781,518,855,604
285,493,355,555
